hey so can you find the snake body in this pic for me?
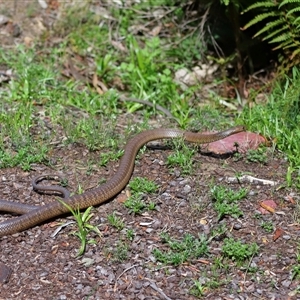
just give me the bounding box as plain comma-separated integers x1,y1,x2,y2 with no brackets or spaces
0,126,244,236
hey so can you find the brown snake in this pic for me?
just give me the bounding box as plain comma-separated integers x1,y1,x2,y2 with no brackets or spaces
0,126,245,237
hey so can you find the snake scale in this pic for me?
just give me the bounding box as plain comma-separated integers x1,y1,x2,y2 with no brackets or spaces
0,126,245,237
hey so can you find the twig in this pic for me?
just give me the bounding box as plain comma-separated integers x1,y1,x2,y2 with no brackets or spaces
243,252,256,285
145,278,172,300
226,175,278,186
113,263,139,292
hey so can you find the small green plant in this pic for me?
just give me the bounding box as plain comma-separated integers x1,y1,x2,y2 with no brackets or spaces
128,177,158,193
222,237,259,263
189,274,227,298
99,150,124,167
189,280,207,297
211,185,248,202
126,229,135,241
147,201,156,210
261,221,274,233
292,265,300,280
212,256,225,271
210,224,227,241
214,202,243,220
96,53,114,78
246,147,268,164
124,194,147,214
292,245,300,280
167,140,195,175
107,212,125,231
210,185,248,220
112,241,129,262
233,151,243,161
124,177,158,214
153,233,208,266
57,201,101,256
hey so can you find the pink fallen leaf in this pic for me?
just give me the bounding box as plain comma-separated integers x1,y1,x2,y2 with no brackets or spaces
259,199,277,214
202,131,267,155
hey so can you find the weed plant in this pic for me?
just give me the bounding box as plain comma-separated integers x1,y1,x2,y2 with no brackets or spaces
210,185,248,220
222,237,259,264
57,201,101,256
153,233,208,266
124,177,158,214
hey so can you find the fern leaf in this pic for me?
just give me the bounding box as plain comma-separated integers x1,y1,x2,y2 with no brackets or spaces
294,16,300,25
287,7,300,16
279,37,300,48
269,32,292,44
242,1,276,14
261,25,290,41
282,41,300,50
253,19,286,37
242,12,278,30
279,0,300,9
272,39,294,51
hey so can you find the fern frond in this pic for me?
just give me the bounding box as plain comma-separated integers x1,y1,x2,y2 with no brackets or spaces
242,1,276,14
261,25,290,41
253,19,286,37
294,16,300,25
269,32,292,44
242,12,278,30
273,41,296,51
282,41,300,50
287,7,300,16
279,0,300,9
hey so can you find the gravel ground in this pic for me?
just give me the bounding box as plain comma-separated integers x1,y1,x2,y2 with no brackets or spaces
0,126,299,299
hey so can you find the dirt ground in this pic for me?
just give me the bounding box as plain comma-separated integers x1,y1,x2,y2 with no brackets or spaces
0,1,300,300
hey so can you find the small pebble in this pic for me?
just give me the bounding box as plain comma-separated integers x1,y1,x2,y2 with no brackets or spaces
233,223,242,230
182,184,191,194
281,280,291,288
179,179,189,185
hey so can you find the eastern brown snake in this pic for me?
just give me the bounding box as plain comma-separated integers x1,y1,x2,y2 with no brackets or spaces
0,126,245,236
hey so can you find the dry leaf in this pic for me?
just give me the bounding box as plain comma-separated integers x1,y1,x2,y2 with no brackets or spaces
286,195,296,204
197,259,210,265
149,25,162,36
51,245,59,255
24,36,33,47
273,227,283,241
260,202,275,213
116,193,128,204
92,73,103,95
259,199,277,214
111,40,127,52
